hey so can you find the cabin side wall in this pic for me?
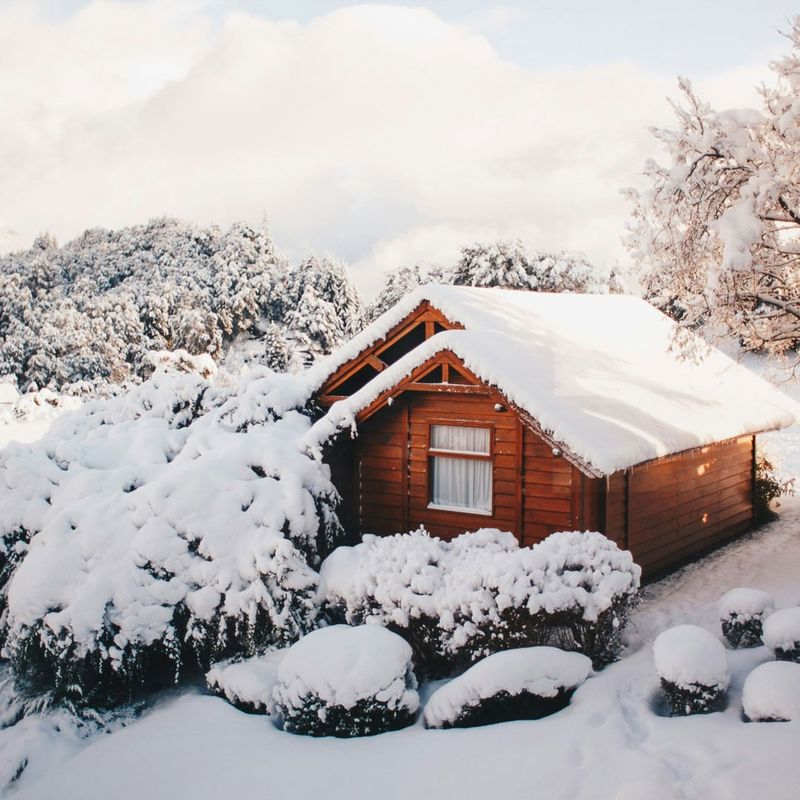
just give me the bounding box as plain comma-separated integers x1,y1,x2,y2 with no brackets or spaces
604,435,755,578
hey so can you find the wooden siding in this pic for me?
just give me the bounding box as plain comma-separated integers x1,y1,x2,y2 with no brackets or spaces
355,401,409,535
619,436,755,577
340,405,756,578
350,390,579,542
406,393,519,540
520,427,576,546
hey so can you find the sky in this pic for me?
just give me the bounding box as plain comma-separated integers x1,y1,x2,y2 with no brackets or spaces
0,0,795,295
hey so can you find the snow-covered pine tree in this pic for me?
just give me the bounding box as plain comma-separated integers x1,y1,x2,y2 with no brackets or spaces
625,17,800,357
261,322,291,372
284,255,365,355
367,264,439,321
449,240,532,288
0,219,365,394
367,242,620,319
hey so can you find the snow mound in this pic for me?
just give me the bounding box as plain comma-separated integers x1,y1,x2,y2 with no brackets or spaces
653,625,730,688
424,646,591,729
762,607,800,658
742,660,800,722
0,382,19,405
143,349,217,379
206,651,285,714
274,625,417,711
272,625,419,737
719,588,775,620
320,527,640,672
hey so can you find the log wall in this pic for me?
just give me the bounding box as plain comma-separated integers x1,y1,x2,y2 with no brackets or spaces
344,396,756,579
609,435,755,577
352,392,579,542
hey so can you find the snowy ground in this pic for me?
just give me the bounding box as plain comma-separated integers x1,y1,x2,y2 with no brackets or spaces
2,362,800,800
0,391,80,449
4,497,799,800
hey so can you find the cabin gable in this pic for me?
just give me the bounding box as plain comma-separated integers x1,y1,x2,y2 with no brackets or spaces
318,301,461,404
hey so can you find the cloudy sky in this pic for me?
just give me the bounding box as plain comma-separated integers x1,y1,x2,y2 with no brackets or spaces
0,0,794,294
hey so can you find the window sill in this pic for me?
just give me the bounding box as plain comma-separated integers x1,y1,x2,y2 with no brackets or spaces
427,503,492,517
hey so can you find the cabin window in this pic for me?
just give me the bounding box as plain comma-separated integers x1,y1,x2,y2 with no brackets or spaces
428,424,492,514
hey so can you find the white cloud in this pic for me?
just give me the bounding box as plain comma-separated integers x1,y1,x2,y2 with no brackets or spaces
0,1,772,295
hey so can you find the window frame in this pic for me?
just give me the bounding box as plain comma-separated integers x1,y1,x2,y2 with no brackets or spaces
426,419,495,516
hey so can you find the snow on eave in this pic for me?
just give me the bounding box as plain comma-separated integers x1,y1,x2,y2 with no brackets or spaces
306,292,800,476
305,288,450,393
305,336,601,477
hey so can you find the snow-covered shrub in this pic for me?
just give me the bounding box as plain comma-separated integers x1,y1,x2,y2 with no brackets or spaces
718,588,775,648
272,625,419,737
653,625,730,715
754,455,793,523
0,367,342,707
763,607,800,662
423,646,592,729
742,661,800,722
206,651,285,714
319,528,640,676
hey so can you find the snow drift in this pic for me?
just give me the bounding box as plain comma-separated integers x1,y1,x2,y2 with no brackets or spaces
423,646,592,728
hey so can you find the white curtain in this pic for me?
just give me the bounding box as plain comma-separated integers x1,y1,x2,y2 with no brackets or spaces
430,425,490,454
431,456,492,512
430,425,492,513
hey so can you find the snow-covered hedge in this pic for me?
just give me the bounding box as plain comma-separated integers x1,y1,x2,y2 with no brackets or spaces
762,607,800,662
423,646,592,729
319,527,640,675
718,588,775,648
653,625,730,715
0,367,342,707
742,661,800,722
206,651,285,714
272,625,419,737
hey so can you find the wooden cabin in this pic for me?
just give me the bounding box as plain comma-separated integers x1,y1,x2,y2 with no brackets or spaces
309,286,799,578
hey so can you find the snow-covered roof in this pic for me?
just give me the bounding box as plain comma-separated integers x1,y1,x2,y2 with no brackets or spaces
309,285,800,475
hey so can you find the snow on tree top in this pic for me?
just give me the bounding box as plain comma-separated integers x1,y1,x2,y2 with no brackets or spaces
307,285,800,475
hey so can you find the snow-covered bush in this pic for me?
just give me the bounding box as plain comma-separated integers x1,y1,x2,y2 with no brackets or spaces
319,528,640,676
742,661,800,722
0,367,342,707
653,625,730,715
272,625,419,737
423,646,592,729
763,607,800,663
718,588,775,648
206,651,285,714
754,455,793,523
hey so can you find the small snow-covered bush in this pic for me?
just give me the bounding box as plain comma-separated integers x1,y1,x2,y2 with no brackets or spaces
742,661,800,722
206,651,285,714
319,527,640,675
754,454,793,523
763,607,800,662
0,367,342,707
272,625,419,737
423,646,592,729
718,588,775,648
653,625,729,715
